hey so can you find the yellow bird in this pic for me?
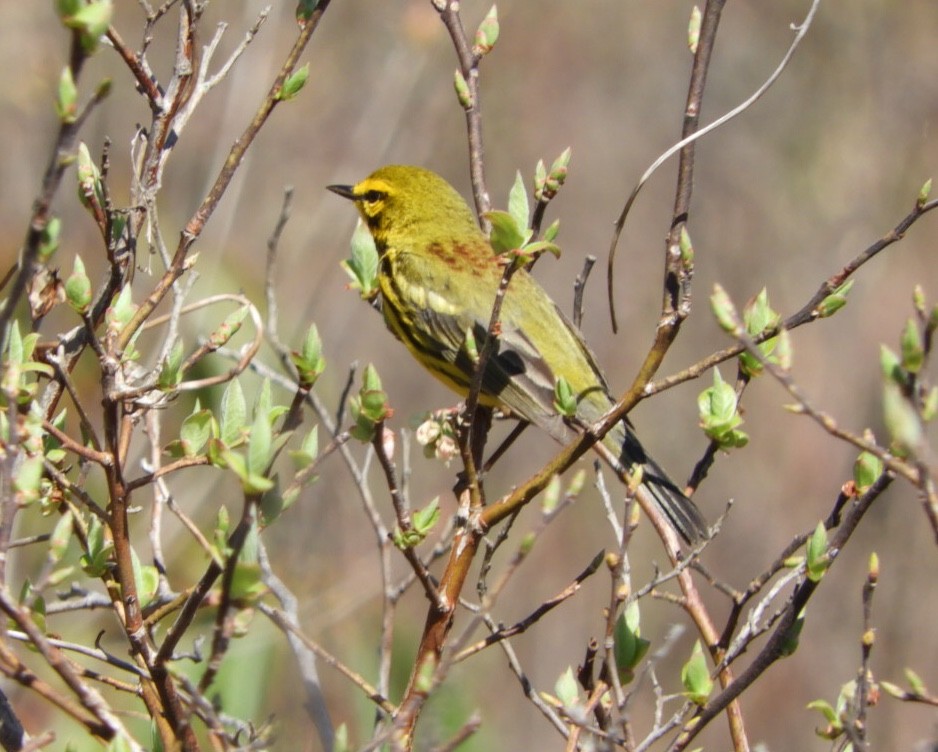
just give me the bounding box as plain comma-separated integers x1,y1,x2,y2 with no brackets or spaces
328,165,706,542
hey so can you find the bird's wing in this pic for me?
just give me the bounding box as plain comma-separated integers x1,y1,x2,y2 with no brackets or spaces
381,247,574,439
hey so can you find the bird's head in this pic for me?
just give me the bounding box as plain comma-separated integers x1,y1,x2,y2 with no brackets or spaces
328,165,481,250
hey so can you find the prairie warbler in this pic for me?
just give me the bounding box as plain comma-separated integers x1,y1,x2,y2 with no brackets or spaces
328,165,706,542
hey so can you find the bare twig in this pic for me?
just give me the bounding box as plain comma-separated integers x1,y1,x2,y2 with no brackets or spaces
572,254,596,329
434,2,491,225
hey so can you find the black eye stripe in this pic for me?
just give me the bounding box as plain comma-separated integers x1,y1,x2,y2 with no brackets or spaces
363,190,385,203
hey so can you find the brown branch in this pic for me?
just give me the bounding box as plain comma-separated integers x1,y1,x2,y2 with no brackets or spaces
454,550,604,662
262,606,396,715
435,2,491,224
371,425,446,611
572,255,597,329
648,181,938,402
41,421,112,467
106,25,162,108
0,33,89,353
116,1,332,352
673,472,892,750
0,589,124,741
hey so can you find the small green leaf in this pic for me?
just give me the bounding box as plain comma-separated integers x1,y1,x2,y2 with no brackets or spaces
614,602,651,683
473,5,499,56
484,210,528,254
879,344,903,384
220,379,247,447
412,497,440,536
158,341,184,391
533,159,547,201
341,220,380,299
230,521,265,601
56,0,82,18
56,67,78,123
739,288,781,377
779,608,806,656
806,522,829,582
394,498,440,549
105,284,137,334
247,410,273,479
63,0,113,53
541,474,561,514
687,5,702,53
553,376,577,417
566,468,586,497
905,668,927,696
815,279,854,318
65,255,92,314
880,681,905,699
80,516,113,577
253,379,274,424
463,326,479,364
917,178,932,209
291,323,326,388
5,321,24,364
710,284,741,333
912,285,926,315
49,510,74,561
350,365,390,442
853,450,883,494
453,69,472,108
180,408,213,458
542,218,560,243
883,380,923,457
697,369,748,449
744,288,780,336
289,425,319,471
130,547,159,608
76,142,104,211
554,667,579,708
333,724,349,752
296,0,320,23
900,318,924,373
544,148,571,197
277,63,309,101
681,641,713,706
38,217,61,262
507,170,529,233
806,699,838,725
262,475,300,523
518,240,561,259
679,225,694,265
208,306,247,350
14,456,44,504
213,506,231,561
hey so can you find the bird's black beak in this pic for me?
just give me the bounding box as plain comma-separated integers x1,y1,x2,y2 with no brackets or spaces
327,184,358,201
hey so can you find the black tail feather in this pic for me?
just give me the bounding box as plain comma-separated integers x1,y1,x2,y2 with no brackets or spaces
638,456,708,544
606,422,708,544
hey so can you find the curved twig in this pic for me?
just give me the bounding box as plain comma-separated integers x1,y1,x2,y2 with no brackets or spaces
607,0,822,331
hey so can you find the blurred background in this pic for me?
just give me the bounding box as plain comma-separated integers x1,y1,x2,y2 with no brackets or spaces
1,1,937,750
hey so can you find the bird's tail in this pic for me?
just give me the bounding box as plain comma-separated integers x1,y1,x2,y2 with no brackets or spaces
603,423,707,544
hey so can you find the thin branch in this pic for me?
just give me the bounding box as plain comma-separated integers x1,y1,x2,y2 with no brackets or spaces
647,194,938,397
607,0,821,331
262,606,396,715
454,550,604,662
435,2,491,225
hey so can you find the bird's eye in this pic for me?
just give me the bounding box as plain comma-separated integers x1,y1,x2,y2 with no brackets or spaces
363,190,384,204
